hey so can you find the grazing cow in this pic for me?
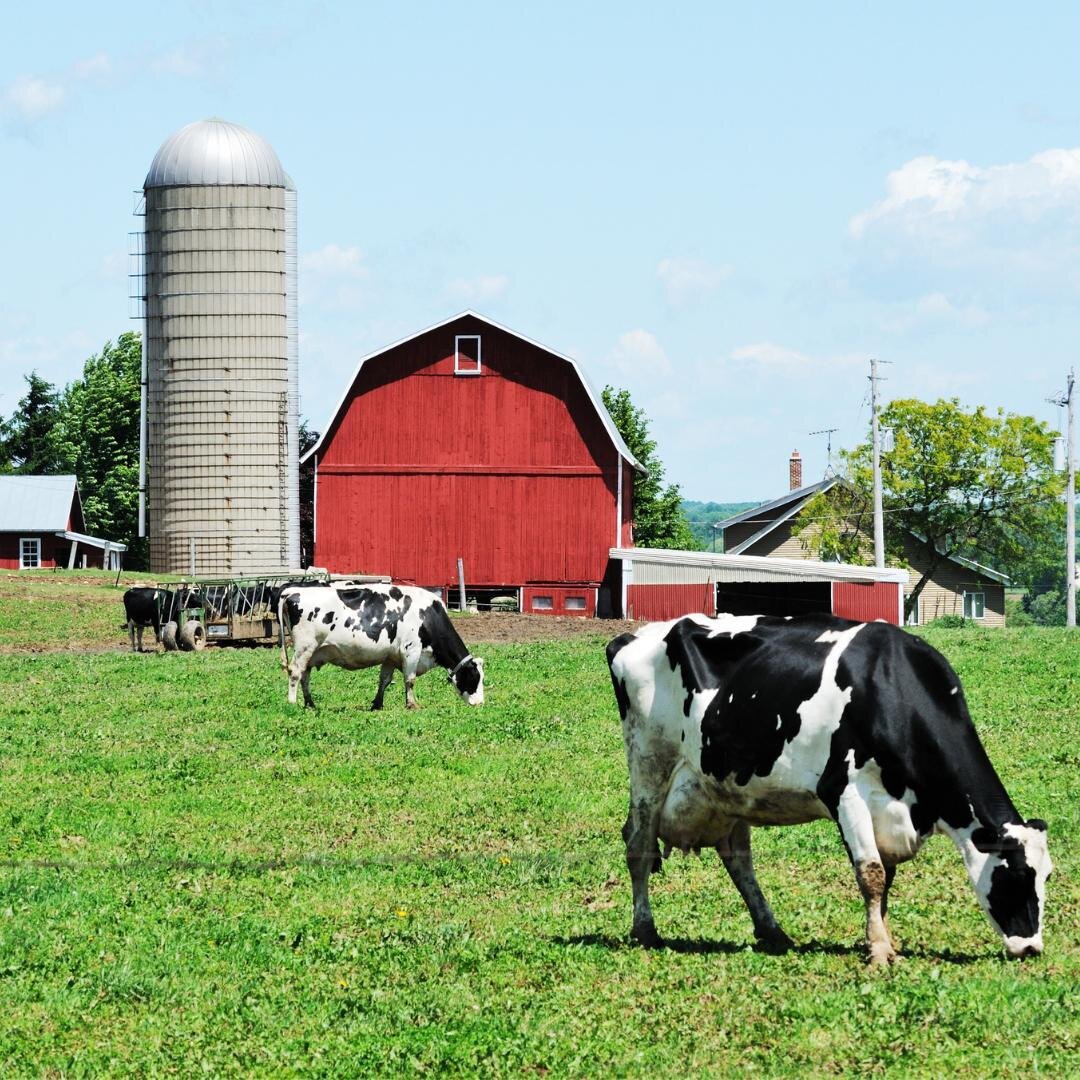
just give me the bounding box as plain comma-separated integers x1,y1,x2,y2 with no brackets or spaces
279,584,484,709
122,587,173,652
607,612,1052,965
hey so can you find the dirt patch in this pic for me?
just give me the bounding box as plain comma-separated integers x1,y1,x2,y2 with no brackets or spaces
454,612,641,643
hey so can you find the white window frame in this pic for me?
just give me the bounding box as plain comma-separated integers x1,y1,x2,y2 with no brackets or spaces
531,595,553,611
565,595,587,611
963,591,986,620
905,593,921,626
20,537,41,570
454,334,482,375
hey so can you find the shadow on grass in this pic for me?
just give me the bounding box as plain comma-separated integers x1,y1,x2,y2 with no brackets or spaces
555,934,984,964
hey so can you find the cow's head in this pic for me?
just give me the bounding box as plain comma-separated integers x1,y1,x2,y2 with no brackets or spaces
448,654,485,705
970,819,1052,958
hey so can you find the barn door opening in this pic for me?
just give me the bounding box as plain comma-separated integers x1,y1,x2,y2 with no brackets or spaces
715,581,831,618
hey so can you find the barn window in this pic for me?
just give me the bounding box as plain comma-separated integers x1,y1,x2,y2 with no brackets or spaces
565,596,586,611
963,591,985,620
531,595,553,610
455,335,482,375
20,537,41,570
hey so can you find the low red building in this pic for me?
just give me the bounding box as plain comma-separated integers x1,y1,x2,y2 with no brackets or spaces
305,312,643,613
0,475,126,570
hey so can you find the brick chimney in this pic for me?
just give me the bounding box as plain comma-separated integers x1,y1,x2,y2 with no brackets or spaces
789,449,803,490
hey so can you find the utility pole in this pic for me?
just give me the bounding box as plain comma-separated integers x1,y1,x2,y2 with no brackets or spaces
870,359,887,568
1050,372,1076,627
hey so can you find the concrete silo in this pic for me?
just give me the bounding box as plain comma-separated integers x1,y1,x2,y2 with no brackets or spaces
137,118,300,575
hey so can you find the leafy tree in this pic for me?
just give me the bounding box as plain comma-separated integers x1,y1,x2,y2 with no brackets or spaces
601,386,699,549
795,398,1063,619
1,372,64,474
681,499,760,550
51,333,143,557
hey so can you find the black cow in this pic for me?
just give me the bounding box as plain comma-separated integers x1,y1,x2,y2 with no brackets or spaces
607,612,1052,964
122,587,173,652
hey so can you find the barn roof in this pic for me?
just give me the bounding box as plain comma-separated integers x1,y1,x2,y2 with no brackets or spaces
0,474,81,531
302,311,645,472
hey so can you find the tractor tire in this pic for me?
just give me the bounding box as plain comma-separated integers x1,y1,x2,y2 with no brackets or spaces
179,620,206,652
162,621,179,651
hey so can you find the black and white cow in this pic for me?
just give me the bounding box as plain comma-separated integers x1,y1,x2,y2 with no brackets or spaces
279,584,485,710
607,612,1052,965
122,587,173,652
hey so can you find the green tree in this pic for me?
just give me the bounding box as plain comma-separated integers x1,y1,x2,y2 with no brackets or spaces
601,386,699,549
795,398,1063,619
1,372,64,474
51,333,143,552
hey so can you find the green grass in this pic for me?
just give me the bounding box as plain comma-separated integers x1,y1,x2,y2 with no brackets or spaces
0,585,1078,1075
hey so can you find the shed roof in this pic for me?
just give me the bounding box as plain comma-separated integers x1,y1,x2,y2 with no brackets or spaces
0,475,80,531
303,311,645,473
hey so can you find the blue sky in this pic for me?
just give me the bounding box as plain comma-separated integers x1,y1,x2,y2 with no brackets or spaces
3,2,1079,500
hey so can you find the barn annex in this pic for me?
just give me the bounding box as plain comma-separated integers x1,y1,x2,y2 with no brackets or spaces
304,312,643,614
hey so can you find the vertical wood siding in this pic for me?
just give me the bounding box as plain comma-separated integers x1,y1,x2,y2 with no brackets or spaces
315,317,625,587
626,583,717,622
831,581,902,625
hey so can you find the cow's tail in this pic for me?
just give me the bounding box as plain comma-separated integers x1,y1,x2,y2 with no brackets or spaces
278,594,293,671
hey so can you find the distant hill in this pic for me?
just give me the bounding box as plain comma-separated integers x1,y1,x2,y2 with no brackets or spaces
681,499,760,551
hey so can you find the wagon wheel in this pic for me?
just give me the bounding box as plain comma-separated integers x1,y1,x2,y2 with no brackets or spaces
162,621,180,652
179,620,207,652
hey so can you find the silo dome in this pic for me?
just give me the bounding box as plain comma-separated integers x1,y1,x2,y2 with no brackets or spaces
144,118,288,188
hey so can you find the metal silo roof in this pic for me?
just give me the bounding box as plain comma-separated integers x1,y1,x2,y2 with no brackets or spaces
144,118,287,188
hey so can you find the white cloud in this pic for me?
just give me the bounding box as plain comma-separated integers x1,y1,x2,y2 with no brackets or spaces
444,274,510,305
150,37,229,79
880,292,990,335
850,149,1080,240
302,244,369,277
300,244,370,311
608,329,671,379
3,76,66,121
656,257,732,304
728,342,863,373
72,53,111,81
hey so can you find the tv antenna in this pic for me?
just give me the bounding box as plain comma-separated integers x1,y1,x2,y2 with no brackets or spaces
810,427,839,476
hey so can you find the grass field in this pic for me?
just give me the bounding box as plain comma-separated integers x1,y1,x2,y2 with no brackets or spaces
0,574,1078,1075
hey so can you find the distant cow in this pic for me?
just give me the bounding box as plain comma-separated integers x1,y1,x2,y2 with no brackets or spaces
122,587,173,652
279,584,485,710
607,612,1052,965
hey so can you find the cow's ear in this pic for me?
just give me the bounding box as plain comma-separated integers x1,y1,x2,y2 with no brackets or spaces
1026,818,1048,832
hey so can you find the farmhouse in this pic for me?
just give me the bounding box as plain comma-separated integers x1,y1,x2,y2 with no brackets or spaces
716,456,1008,626
304,312,643,614
0,474,126,571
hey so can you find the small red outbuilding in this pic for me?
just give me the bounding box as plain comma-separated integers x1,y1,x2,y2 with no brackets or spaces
305,312,643,613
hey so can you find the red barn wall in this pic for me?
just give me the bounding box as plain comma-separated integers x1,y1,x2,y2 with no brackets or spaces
315,317,629,588
831,581,902,625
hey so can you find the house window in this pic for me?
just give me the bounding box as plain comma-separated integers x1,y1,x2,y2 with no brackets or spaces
531,595,553,610
963,591,985,620
20,537,41,569
455,335,482,375
565,596,587,611
905,594,920,626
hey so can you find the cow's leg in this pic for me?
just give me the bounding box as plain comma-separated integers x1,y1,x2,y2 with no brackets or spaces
880,864,898,954
836,790,896,967
623,796,664,948
128,620,137,652
287,645,317,707
371,663,395,711
402,653,421,710
718,820,793,951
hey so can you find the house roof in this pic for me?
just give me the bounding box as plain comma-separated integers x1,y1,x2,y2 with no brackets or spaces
717,475,1009,584
0,475,81,531
302,311,645,473
718,478,838,555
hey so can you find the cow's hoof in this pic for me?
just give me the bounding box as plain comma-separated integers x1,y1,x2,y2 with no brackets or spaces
406,702,420,711
631,924,664,950
756,928,794,953
867,944,898,968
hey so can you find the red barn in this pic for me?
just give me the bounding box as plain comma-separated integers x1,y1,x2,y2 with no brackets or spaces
305,312,642,614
